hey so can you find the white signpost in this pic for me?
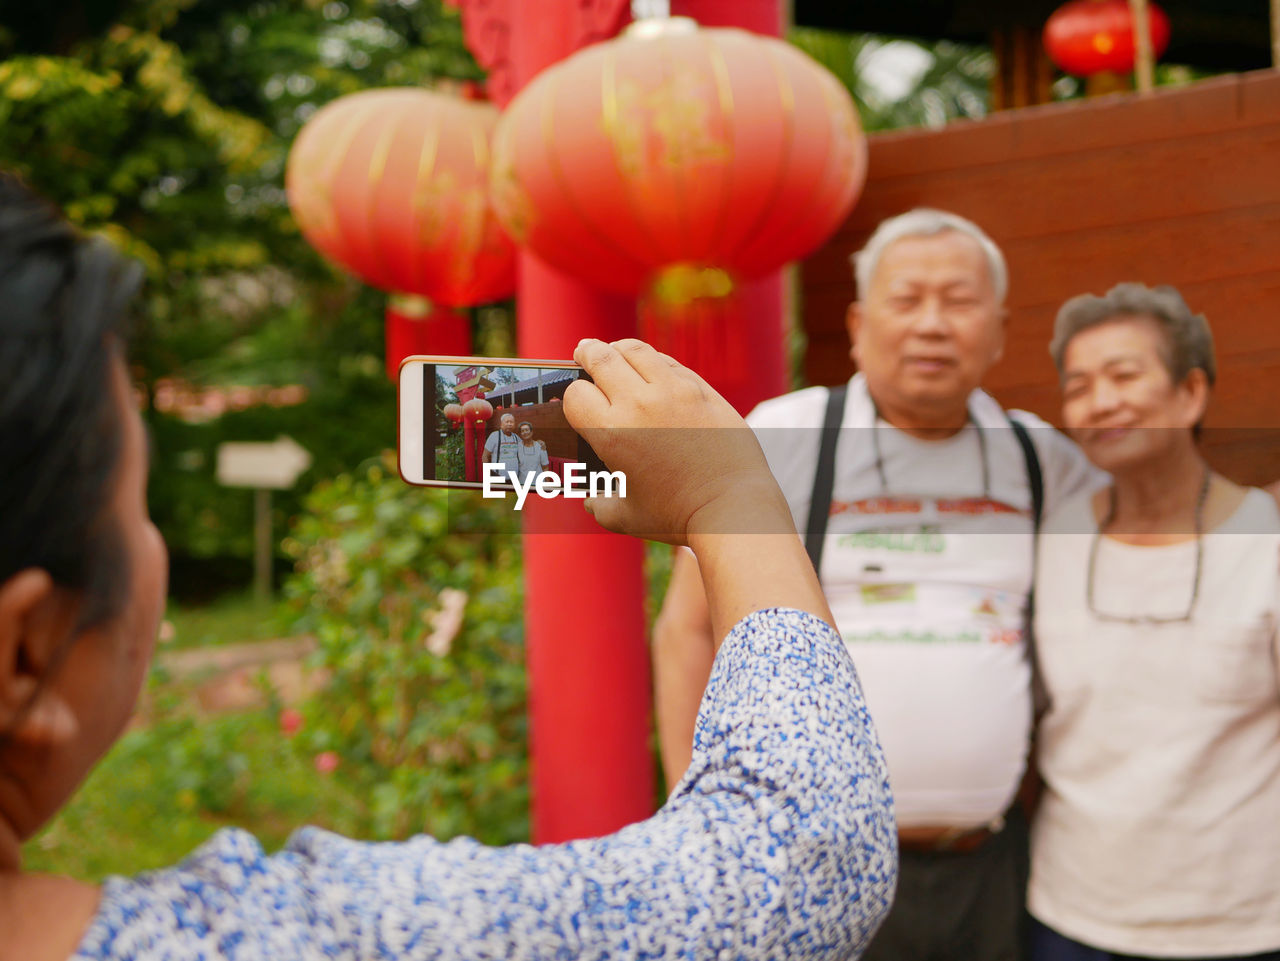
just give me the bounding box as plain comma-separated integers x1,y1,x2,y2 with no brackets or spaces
216,436,312,600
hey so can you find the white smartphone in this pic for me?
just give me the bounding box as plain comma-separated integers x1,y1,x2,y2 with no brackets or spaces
398,355,602,490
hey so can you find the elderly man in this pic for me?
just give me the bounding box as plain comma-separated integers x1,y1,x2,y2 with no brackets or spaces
483,411,522,478
653,209,1099,960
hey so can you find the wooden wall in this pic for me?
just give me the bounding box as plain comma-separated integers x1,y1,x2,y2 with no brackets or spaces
483,402,579,460
800,69,1280,485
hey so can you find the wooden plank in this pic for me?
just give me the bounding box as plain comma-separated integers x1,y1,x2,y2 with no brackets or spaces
862,72,1270,179
1239,66,1280,122
805,133,1280,288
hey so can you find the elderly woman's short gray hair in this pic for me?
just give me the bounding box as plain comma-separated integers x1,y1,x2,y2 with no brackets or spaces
1050,283,1216,387
851,208,1009,304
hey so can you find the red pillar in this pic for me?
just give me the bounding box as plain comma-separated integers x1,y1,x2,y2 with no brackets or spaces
385,295,471,382
508,2,653,844
669,0,789,415
454,0,790,844
519,257,651,842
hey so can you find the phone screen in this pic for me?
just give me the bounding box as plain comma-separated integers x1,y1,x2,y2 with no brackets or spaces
398,356,599,490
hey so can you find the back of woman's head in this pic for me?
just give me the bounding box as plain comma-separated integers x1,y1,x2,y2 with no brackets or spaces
0,174,142,630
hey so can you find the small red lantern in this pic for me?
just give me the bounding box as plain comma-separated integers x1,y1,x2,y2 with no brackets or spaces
489,18,866,300
1044,0,1171,76
443,403,465,426
463,397,493,425
287,89,517,379
288,89,515,304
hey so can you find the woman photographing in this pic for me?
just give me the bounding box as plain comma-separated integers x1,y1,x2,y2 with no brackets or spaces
1029,283,1280,961
0,175,894,960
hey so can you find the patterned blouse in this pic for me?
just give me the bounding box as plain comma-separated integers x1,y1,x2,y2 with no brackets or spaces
74,608,897,960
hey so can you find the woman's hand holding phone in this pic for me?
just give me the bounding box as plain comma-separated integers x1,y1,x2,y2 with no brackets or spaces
563,338,835,643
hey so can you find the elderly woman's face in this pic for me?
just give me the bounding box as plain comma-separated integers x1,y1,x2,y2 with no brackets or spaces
519,424,533,440
1060,315,1208,473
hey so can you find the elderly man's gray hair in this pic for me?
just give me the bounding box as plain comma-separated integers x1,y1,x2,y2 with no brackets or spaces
851,208,1009,305
1050,282,1216,387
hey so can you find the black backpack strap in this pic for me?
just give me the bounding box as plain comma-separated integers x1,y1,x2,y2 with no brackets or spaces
1009,415,1048,717
1009,417,1043,532
805,384,847,576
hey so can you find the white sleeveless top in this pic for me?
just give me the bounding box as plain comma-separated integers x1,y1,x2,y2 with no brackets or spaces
1030,488,1280,957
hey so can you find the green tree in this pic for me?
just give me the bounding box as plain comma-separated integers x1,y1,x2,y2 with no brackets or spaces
789,28,993,132
0,1,484,579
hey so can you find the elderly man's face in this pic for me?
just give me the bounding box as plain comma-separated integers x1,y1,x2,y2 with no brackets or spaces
500,414,515,434
847,231,1005,424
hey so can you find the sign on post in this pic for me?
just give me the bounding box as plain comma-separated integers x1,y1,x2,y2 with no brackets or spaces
216,436,312,600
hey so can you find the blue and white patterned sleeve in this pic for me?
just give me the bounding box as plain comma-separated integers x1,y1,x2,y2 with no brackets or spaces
75,608,897,961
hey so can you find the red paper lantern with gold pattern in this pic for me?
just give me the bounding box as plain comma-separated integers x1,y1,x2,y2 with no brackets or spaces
489,18,866,299
286,88,516,307
462,397,493,425
1043,0,1171,76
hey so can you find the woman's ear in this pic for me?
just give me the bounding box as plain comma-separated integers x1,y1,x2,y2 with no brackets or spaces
0,569,79,747
1179,368,1211,428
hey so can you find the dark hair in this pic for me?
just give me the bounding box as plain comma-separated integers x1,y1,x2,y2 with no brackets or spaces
0,174,141,633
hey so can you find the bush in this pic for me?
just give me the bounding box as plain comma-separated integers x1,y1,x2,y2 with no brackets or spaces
282,452,527,843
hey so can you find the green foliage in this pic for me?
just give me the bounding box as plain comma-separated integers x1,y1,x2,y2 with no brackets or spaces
790,28,993,132
0,1,482,568
163,588,287,649
282,452,528,843
438,428,466,483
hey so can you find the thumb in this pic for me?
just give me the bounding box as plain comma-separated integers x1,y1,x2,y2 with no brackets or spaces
582,495,627,535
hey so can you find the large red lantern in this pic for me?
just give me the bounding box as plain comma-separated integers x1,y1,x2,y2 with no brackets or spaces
1044,0,1171,76
286,89,517,378
443,402,464,426
489,18,866,301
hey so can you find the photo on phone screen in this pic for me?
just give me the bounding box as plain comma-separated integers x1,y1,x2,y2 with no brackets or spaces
398,357,601,490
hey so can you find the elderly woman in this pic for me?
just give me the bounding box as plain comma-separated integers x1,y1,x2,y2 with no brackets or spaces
1029,283,1280,961
0,177,895,960
515,420,549,483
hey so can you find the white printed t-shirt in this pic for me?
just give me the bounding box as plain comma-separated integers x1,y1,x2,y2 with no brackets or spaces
484,429,522,477
746,374,1100,828
1029,488,1280,957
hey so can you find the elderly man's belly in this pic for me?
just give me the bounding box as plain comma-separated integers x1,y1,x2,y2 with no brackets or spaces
837,619,1033,829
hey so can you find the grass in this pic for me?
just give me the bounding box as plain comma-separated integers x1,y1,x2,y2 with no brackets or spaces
161,589,292,650
22,705,367,880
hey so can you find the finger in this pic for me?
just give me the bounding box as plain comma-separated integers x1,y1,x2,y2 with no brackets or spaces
574,338,645,402
563,377,609,432
608,338,683,384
